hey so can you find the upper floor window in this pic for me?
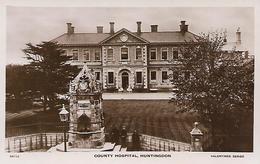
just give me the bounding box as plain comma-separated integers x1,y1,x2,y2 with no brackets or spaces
173,50,179,59
135,47,142,60
108,72,114,84
72,49,79,60
150,48,157,60
95,50,101,61
151,71,156,81
62,49,67,56
107,48,113,61
83,49,90,61
162,71,168,83
136,72,142,84
121,47,129,60
161,48,168,60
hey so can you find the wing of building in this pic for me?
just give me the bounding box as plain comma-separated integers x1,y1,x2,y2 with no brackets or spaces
50,21,221,92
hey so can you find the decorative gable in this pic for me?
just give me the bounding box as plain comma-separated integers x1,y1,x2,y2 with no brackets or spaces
100,28,149,45
70,64,102,94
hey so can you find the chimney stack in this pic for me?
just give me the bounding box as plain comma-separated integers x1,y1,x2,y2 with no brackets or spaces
97,26,103,33
180,21,188,33
67,23,73,35
110,22,115,34
236,27,241,45
71,26,75,34
151,25,158,32
137,21,142,35
223,29,227,43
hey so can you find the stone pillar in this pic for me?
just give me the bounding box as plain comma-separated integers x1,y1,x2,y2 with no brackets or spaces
190,122,203,152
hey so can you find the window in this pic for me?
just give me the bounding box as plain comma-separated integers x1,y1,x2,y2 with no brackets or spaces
161,48,168,60
136,72,142,84
150,48,157,60
95,72,100,81
107,48,113,61
108,72,114,84
62,49,67,56
72,49,79,60
136,47,142,60
83,49,90,61
173,50,178,59
121,47,128,60
184,71,190,80
162,71,168,83
95,51,101,61
151,71,156,81
173,72,179,80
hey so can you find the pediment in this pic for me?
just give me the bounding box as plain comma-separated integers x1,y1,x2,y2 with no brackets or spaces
100,28,149,45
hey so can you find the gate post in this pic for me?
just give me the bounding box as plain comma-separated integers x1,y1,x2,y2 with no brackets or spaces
190,122,203,152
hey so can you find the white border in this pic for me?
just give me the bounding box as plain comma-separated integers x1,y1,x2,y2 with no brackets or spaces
0,1,259,164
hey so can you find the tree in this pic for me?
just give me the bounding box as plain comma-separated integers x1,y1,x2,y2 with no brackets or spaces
23,41,79,111
6,64,32,111
170,32,254,151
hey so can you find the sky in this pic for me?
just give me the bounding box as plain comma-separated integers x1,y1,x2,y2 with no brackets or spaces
6,7,254,64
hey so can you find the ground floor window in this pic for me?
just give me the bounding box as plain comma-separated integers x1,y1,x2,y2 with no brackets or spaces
95,72,101,81
136,72,142,84
151,71,156,81
162,71,168,83
108,72,114,84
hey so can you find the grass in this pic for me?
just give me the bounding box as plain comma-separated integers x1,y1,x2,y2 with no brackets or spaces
6,100,199,143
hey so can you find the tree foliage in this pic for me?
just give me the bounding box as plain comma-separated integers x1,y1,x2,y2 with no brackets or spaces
170,32,254,151
23,41,79,110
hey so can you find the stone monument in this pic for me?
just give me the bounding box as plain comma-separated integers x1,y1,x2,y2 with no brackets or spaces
68,64,105,149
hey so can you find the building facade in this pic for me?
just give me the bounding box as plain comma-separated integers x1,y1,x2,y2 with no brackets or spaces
51,21,199,92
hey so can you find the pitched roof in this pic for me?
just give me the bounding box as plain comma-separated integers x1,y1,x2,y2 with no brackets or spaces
51,33,110,45
51,30,199,45
140,31,198,43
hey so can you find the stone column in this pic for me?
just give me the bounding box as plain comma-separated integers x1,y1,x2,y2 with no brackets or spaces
190,122,203,152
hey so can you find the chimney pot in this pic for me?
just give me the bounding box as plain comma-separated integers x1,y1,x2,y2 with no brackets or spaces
151,25,158,32
97,26,103,33
137,21,142,35
110,22,115,34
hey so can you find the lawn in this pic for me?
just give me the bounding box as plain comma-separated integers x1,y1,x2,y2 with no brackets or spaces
6,100,202,144
103,100,200,143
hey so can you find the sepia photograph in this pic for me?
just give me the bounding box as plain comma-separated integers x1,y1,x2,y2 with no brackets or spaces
4,5,255,156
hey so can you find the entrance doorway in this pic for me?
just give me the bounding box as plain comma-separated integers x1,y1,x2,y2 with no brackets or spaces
121,72,129,90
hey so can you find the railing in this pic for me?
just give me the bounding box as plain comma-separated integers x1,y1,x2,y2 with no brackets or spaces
140,134,191,151
6,122,67,137
5,133,67,153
